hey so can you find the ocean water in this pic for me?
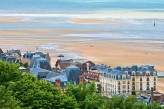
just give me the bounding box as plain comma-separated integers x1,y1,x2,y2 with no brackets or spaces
0,0,164,42
0,0,164,14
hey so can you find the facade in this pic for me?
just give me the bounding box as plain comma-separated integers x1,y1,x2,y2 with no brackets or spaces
84,70,100,82
99,65,158,97
81,61,95,73
8,49,21,62
100,69,131,97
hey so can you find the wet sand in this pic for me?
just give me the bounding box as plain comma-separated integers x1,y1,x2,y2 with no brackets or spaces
0,16,163,93
68,18,128,24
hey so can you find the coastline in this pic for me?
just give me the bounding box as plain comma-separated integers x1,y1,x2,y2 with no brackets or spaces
0,16,164,93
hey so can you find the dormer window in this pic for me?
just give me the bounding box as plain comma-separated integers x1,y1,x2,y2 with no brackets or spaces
132,71,135,76
122,75,126,80
125,71,128,74
118,76,120,80
146,71,150,76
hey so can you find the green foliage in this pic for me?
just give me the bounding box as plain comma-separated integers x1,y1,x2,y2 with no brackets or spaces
133,102,147,109
84,93,105,109
0,61,162,109
0,86,20,109
0,60,22,85
106,95,124,109
23,62,28,68
66,82,103,108
121,95,137,109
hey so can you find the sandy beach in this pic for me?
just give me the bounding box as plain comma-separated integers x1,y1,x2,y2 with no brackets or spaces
0,16,163,93
68,18,128,24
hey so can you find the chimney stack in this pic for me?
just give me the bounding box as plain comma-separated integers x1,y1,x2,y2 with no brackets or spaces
55,79,61,87
79,76,84,84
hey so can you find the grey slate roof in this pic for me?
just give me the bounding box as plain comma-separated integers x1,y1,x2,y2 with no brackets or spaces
30,67,50,79
90,65,109,70
57,59,73,63
46,72,68,83
33,58,52,71
8,49,21,56
100,65,156,80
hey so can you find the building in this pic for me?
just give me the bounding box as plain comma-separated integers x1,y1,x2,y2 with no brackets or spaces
84,70,100,83
65,65,81,85
30,67,51,79
99,65,158,97
100,68,131,97
8,49,21,62
0,48,3,54
32,58,52,71
0,55,19,64
81,61,95,73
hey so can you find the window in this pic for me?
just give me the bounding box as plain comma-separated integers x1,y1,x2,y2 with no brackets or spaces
132,86,135,90
146,72,150,76
140,77,142,81
154,77,156,81
132,82,135,85
127,81,130,84
147,77,149,81
118,81,120,85
122,75,126,80
147,85,150,90
132,71,135,76
123,81,126,84
154,86,156,91
154,72,156,76
132,77,135,81
118,76,120,80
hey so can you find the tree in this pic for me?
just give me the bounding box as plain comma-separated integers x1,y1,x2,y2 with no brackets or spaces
106,95,124,109
84,93,105,109
66,82,106,109
8,74,78,109
0,86,20,109
0,60,22,86
133,102,147,109
121,95,137,109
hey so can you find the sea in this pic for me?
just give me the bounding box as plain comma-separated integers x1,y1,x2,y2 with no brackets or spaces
0,0,164,43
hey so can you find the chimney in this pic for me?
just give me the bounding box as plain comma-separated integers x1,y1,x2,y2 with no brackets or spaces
79,76,84,84
55,79,61,87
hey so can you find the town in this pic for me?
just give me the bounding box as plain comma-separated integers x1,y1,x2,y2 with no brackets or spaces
0,47,163,107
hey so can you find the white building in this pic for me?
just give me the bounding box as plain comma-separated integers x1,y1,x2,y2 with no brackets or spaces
99,65,157,97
